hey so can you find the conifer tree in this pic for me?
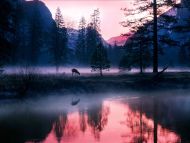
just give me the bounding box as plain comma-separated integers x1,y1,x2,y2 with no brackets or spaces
75,17,87,65
119,26,151,73
53,7,68,72
91,42,110,76
86,9,101,64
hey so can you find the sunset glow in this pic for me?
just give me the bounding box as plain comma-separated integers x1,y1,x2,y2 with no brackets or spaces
41,0,131,40
40,0,178,40
26,100,181,143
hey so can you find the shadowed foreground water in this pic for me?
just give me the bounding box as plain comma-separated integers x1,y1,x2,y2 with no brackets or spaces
0,91,189,143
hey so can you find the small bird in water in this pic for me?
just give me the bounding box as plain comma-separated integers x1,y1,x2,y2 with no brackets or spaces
71,98,80,106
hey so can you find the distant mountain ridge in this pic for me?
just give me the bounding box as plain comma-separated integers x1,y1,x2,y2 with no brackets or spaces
107,35,129,46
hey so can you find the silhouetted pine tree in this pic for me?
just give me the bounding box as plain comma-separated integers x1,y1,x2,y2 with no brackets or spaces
120,27,151,73
53,7,68,72
86,23,98,63
107,43,124,67
86,9,101,64
91,42,110,76
75,17,87,65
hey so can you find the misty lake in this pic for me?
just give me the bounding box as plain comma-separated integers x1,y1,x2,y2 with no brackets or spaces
0,91,190,143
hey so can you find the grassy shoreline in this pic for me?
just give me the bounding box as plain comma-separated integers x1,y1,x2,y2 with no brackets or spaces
0,72,190,98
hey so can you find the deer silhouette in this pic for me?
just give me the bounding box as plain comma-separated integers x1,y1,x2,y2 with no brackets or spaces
72,68,80,76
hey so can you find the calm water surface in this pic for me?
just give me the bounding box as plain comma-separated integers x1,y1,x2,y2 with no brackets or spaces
0,91,189,143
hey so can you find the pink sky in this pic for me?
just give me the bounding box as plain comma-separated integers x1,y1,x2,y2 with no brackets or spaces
41,0,131,40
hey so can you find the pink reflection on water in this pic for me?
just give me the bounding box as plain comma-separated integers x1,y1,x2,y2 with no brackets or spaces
26,100,181,143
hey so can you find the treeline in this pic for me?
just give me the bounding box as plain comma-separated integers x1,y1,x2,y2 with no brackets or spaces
0,0,190,75
54,8,111,75
0,0,112,75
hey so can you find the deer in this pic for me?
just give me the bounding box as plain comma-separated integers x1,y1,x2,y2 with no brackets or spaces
72,68,80,76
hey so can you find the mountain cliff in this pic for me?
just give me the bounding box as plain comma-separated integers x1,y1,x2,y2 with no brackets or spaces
15,0,56,65
107,35,129,46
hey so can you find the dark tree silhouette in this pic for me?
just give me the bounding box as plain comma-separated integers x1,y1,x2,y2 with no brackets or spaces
54,114,67,143
107,43,124,67
86,23,99,63
75,17,87,65
153,0,158,73
120,26,151,73
91,42,110,76
86,9,101,64
53,7,68,72
152,0,177,72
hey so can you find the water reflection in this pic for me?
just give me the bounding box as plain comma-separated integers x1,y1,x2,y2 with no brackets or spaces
54,113,67,143
0,92,189,143
79,109,87,133
87,104,110,141
121,96,181,143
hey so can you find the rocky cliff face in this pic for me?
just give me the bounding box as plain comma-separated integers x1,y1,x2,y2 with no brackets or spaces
15,0,56,65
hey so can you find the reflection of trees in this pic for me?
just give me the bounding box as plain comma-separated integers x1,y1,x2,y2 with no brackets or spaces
124,96,182,143
87,104,110,140
153,96,158,143
54,112,67,143
79,109,87,133
121,98,153,143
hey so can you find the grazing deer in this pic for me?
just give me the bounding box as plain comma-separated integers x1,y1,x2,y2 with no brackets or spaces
72,68,80,76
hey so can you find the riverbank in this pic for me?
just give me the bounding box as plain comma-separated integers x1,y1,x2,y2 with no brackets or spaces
0,72,190,98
